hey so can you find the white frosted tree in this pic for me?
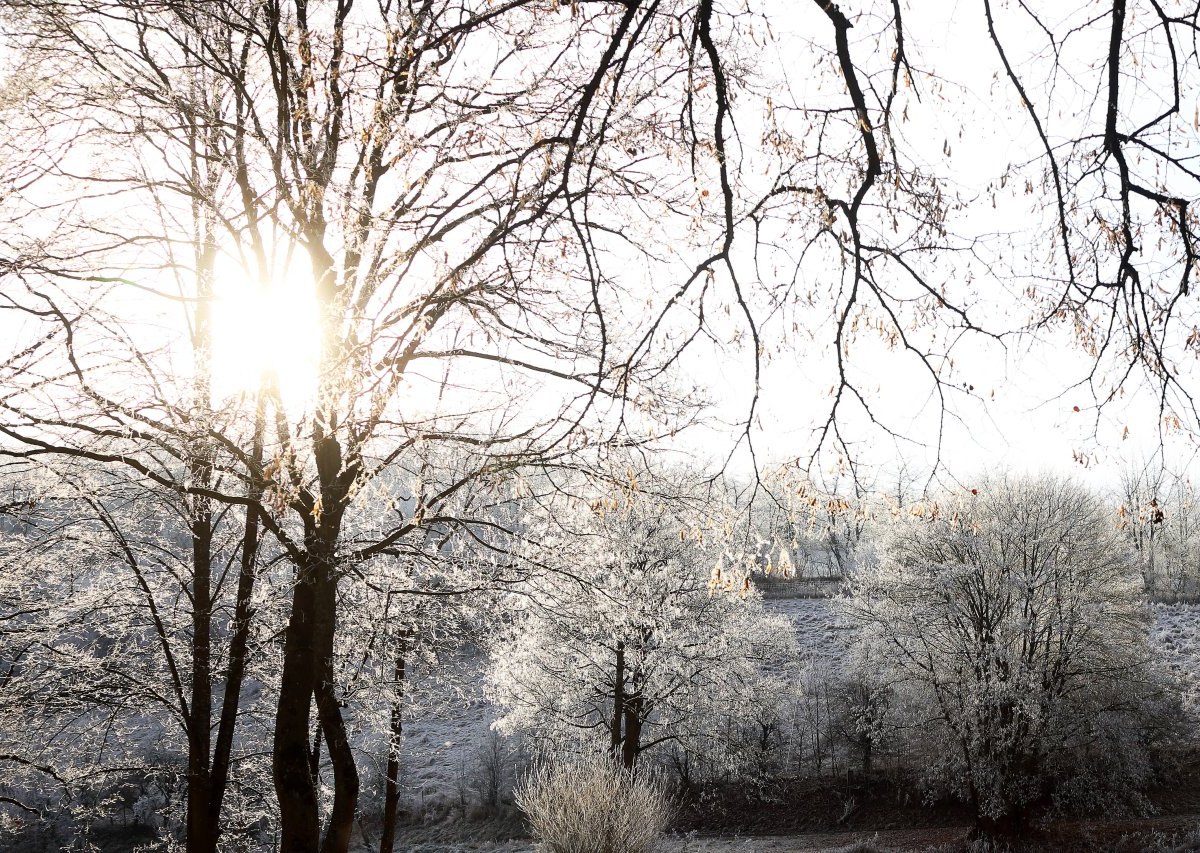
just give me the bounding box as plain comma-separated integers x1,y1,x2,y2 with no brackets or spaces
843,475,1182,839
0,458,283,844
488,470,797,773
1117,464,1200,600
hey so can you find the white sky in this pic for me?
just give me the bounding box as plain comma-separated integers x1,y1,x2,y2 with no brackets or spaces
668,0,1200,490
2,1,1198,494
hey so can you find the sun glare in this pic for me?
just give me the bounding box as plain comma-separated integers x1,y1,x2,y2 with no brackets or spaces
209,257,321,416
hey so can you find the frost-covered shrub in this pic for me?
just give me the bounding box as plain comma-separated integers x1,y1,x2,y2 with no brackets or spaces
843,474,1185,837
514,755,674,853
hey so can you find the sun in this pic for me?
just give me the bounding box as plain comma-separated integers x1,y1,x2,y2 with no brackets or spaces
208,254,321,416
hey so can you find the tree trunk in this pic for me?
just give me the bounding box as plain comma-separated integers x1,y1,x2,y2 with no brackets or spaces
315,557,358,853
186,509,214,853
275,428,358,852
273,553,321,853
611,641,625,761
273,221,360,850
621,695,643,770
186,213,217,853
207,404,265,832
379,633,410,853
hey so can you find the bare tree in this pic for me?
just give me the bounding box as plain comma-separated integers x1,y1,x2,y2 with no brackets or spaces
0,1,737,848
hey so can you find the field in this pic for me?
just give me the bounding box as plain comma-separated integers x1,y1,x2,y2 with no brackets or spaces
383,598,1200,852
1153,603,1200,715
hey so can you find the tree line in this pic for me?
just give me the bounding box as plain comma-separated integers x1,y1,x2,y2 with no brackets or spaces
0,461,1193,846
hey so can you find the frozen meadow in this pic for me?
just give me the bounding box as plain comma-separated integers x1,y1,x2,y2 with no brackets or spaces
383,595,1200,851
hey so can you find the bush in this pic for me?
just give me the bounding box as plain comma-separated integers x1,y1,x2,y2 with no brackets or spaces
843,474,1183,837
514,755,674,853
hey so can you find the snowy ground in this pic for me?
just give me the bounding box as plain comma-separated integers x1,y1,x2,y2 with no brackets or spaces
360,687,524,850
392,693,502,814
765,597,845,664
382,829,963,853
392,596,1200,800
1152,603,1200,714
